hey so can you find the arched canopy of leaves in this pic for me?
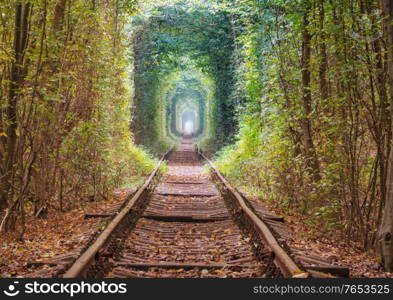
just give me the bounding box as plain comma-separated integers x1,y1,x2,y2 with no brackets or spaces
131,0,237,152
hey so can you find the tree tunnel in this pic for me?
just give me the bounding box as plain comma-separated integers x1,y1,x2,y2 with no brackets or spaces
130,1,237,154
168,84,205,138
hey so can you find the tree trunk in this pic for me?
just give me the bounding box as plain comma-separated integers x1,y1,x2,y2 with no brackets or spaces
380,0,393,272
301,2,321,182
0,2,31,210
318,0,329,101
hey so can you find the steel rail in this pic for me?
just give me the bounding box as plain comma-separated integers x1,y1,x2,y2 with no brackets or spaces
63,142,308,278
63,147,173,278
197,148,309,278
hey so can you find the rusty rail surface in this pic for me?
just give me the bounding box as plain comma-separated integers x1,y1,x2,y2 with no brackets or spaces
61,140,337,278
197,148,308,278
63,147,173,278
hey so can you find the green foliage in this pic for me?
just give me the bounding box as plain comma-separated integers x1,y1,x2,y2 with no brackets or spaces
131,0,238,152
214,0,387,247
0,0,156,213
1,0,388,248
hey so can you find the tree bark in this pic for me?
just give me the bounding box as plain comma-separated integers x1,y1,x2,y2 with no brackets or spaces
318,0,329,101
379,0,393,272
301,2,321,182
52,0,67,35
0,2,31,210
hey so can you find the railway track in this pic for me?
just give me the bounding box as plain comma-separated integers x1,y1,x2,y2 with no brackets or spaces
105,139,275,278
29,138,347,278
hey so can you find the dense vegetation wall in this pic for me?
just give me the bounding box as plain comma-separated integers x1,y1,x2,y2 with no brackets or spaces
0,0,155,232
215,0,392,250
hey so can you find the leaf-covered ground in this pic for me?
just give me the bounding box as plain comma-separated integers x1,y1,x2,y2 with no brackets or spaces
0,189,133,278
243,194,393,278
2,185,392,278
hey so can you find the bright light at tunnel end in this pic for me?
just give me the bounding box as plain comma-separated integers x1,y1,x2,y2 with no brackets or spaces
184,120,194,135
